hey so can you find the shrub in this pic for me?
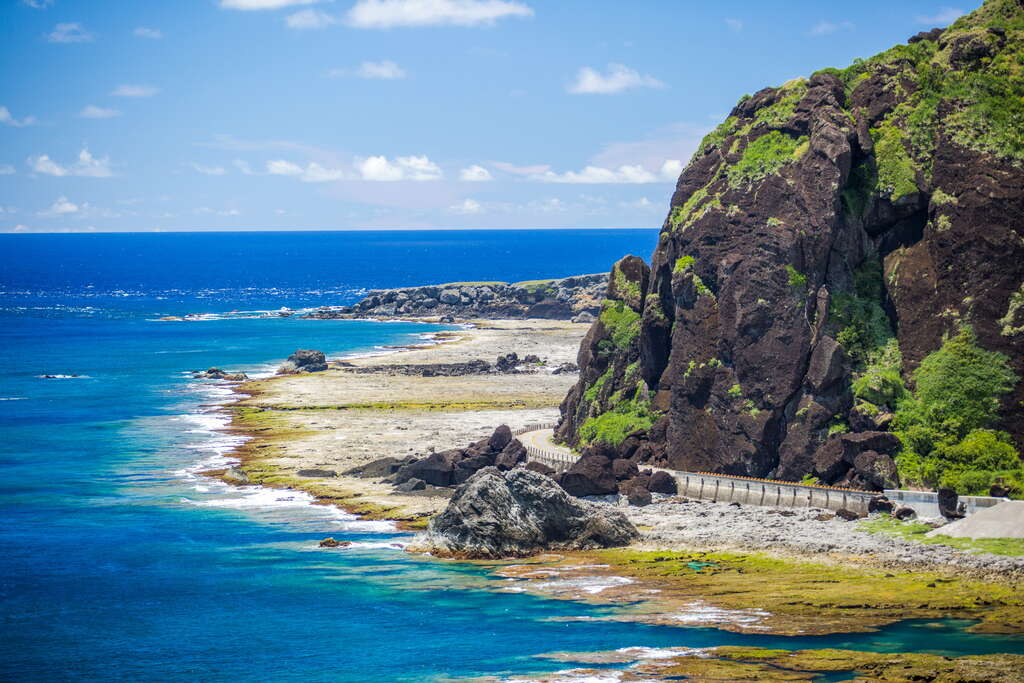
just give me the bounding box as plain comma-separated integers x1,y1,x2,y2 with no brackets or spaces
851,339,907,408
870,123,919,201
893,326,1021,488
785,265,807,289
578,389,655,446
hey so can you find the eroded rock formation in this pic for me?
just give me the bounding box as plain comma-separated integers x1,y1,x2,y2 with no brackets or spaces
558,1,1024,490
414,466,638,558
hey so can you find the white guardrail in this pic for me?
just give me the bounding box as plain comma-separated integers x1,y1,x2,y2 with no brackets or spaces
513,424,880,513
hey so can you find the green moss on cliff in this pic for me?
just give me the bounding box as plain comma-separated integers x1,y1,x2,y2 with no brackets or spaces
578,388,654,446
727,131,807,187
870,123,919,201
999,283,1024,337
599,300,641,349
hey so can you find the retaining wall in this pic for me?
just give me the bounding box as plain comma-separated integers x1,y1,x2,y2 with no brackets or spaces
670,471,876,514
883,489,1008,519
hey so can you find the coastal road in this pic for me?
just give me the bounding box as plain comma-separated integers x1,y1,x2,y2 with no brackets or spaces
518,428,571,455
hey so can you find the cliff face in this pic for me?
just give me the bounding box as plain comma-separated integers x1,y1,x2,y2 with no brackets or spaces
559,0,1024,488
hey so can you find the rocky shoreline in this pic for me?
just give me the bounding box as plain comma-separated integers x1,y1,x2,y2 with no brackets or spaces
304,273,606,321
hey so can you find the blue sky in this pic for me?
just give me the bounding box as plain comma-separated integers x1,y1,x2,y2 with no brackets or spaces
0,0,974,233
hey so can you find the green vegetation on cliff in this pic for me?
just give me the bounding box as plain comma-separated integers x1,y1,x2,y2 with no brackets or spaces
578,388,654,447
894,326,1021,494
598,299,641,349
727,131,808,186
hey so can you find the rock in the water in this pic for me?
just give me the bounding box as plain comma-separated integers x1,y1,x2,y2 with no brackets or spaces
297,468,336,478
278,349,328,374
319,537,351,548
415,467,638,558
193,367,249,381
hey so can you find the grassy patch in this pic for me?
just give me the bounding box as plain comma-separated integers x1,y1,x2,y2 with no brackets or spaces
858,517,1024,557
599,299,641,349
727,131,807,187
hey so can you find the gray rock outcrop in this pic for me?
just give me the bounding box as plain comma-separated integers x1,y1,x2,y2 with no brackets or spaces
415,467,638,558
305,273,607,320
277,349,328,374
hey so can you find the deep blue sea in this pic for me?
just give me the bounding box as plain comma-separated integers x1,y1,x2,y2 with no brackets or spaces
1,230,1022,682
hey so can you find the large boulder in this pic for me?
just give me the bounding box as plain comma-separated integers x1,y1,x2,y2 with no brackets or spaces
393,450,460,487
414,467,638,558
559,454,618,497
278,349,328,374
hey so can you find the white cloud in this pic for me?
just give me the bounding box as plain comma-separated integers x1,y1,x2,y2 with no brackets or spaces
266,159,345,182
221,0,321,9
326,60,408,79
23,0,54,8
28,149,113,178
346,0,533,28
619,197,657,210
358,155,442,181
915,7,964,25
660,159,684,181
529,198,564,213
489,161,550,176
725,18,743,31
529,163,674,184
285,9,337,28
567,63,665,95
112,84,159,97
10,224,29,232
459,164,492,181
42,196,80,215
191,163,227,175
79,105,121,119
590,122,708,172
356,60,406,79
134,27,163,39
0,164,14,175
0,106,37,127
808,20,855,36
47,22,93,43
450,198,483,214
266,160,304,176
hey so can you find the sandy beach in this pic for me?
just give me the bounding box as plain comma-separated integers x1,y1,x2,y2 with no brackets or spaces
219,319,588,525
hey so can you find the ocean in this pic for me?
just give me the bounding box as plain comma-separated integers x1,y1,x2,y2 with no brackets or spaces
1,229,1022,682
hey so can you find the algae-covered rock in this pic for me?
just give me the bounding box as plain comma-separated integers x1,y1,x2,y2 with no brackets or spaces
415,466,638,558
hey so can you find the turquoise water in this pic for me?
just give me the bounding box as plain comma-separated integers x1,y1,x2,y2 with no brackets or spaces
1,230,1022,681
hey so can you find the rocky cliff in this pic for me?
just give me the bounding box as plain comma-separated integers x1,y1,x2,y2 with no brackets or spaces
308,273,606,320
559,0,1024,491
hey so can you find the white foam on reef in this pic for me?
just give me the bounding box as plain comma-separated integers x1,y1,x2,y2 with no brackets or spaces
614,646,698,660
671,601,770,627
36,374,90,379
0,397,27,401
531,575,634,595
